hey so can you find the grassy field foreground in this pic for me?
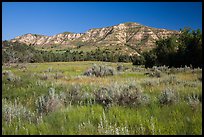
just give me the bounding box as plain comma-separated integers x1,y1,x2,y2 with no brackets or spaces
2,61,202,135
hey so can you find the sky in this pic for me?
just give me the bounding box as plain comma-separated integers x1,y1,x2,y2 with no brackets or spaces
2,2,202,40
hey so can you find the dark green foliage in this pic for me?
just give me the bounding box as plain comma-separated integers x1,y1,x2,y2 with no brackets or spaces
2,41,133,63
142,50,158,68
176,28,202,67
2,41,40,63
132,55,145,65
133,28,202,68
154,36,178,67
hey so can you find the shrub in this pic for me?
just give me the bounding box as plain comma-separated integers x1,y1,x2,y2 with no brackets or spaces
117,64,124,72
2,70,10,76
2,99,35,123
155,65,169,72
132,66,146,72
132,55,145,65
141,79,160,87
44,67,53,72
159,75,178,85
68,84,84,104
197,75,202,82
2,70,21,82
117,64,128,72
84,64,116,77
35,88,64,114
54,72,64,79
145,69,162,78
187,93,202,103
94,87,113,108
158,88,178,105
39,73,49,80
187,94,201,111
169,67,178,74
119,83,150,107
63,84,95,105
182,81,198,88
94,82,150,107
153,69,162,77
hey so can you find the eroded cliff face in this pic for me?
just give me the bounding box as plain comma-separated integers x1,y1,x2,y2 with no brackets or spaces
11,32,84,46
10,22,179,51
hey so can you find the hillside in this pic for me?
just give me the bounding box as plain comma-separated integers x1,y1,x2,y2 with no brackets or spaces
10,22,179,55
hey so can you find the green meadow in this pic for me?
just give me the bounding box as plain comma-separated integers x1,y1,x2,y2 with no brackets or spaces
2,61,202,135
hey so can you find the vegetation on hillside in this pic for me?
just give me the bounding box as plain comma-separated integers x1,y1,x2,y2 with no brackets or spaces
2,41,132,63
133,28,202,68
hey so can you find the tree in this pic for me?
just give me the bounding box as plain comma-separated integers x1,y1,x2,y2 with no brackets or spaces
132,27,202,68
132,55,145,65
177,28,202,67
143,50,157,68
155,36,178,66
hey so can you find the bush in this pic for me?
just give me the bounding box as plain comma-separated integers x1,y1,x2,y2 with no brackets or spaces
197,75,202,82
2,70,21,82
117,64,124,72
84,64,115,77
187,93,202,103
94,87,113,107
158,88,178,105
117,84,146,106
117,65,129,72
132,55,145,65
187,93,201,111
155,65,169,73
145,69,162,78
39,73,49,80
35,88,64,114
54,72,64,79
68,84,84,104
159,88,178,105
131,67,142,72
2,70,10,76
141,79,160,87
2,99,35,123
94,82,150,107
63,84,95,105
159,75,178,85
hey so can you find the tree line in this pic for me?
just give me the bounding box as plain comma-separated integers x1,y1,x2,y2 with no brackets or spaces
132,28,202,68
2,41,132,64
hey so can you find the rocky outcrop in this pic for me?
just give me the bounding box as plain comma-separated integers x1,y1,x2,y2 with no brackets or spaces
10,22,179,51
11,32,84,46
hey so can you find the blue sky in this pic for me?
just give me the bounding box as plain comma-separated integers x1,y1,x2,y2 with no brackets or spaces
2,2,202,40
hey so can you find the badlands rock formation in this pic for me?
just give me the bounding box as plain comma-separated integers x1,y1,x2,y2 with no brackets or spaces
10,22,179,52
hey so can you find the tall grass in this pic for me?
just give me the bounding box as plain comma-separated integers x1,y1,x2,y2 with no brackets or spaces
2,62,202,135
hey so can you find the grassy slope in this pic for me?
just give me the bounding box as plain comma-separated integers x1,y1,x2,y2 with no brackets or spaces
34,43,138,56
2,61,202,135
